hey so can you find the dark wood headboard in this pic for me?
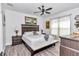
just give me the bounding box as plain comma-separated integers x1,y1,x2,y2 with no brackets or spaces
21,24,39,35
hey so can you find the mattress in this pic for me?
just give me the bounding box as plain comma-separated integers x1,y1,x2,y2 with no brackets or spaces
22,33,59,51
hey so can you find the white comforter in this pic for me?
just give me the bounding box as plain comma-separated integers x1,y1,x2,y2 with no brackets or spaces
23,34,45,43
22,33,58,51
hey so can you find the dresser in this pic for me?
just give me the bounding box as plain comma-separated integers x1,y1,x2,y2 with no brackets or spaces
60,35,79,56
12,35,22,46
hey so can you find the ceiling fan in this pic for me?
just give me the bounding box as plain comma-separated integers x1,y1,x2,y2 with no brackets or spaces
34,5,52,15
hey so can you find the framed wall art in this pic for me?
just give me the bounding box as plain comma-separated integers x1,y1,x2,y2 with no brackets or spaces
25,16,37,25
46,20,50,29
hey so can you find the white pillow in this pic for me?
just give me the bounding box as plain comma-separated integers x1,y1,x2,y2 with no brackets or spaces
37,31,41,34
24,32,33,35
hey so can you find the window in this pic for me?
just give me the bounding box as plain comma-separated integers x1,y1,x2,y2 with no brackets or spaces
51,19,58,35
59,16,70,36
51,15,71,36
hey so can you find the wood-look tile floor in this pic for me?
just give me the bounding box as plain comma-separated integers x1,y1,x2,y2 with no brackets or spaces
5,42,60,56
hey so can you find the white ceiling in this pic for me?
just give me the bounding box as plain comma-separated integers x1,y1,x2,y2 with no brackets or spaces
3,3,79,17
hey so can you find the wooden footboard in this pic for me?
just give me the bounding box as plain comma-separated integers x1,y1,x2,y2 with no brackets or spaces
22,40,57,56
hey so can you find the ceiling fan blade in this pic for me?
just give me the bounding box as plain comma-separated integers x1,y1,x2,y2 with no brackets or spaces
34,11,41,13
38,7,41,10
46,8,52,11
45,12,50,14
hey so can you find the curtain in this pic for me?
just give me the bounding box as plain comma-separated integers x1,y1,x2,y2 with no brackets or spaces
51,18,58,35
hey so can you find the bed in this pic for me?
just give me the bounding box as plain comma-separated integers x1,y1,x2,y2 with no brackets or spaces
21,24,59,56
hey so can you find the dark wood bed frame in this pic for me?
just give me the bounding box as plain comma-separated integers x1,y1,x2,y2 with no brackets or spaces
21,24,57,56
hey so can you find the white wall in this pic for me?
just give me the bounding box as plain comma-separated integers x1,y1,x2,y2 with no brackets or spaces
5,9,44,45
0,4,3,53
49,7,79,34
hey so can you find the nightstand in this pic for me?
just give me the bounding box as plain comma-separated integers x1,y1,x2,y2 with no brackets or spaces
12,35,22,46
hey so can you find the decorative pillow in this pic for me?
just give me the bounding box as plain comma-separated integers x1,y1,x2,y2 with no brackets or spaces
37,31,41,34
33,31,38,35
24,32,33,35
44,34,49,41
